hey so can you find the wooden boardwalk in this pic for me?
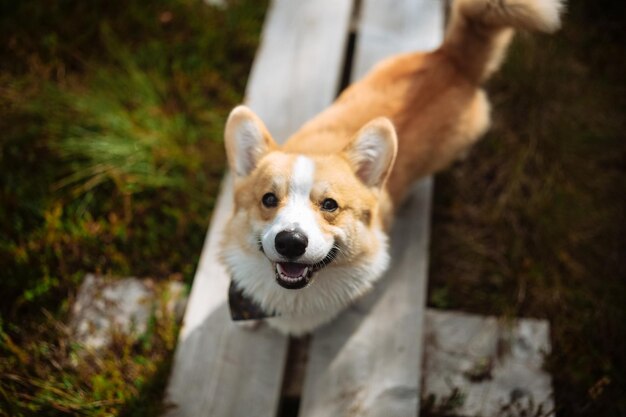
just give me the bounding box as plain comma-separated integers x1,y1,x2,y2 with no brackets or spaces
164,0,443,416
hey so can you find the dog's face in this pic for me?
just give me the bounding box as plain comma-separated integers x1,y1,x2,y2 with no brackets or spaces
221,106,397,320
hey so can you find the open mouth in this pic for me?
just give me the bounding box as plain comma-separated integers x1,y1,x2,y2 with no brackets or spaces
275,263,312,290
274,247,338,290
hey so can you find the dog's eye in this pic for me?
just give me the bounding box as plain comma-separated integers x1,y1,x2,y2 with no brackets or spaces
321,198,338,212
262,192,278,208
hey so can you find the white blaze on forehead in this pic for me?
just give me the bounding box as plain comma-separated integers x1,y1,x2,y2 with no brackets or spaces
261,155,333,262
290,155,315,196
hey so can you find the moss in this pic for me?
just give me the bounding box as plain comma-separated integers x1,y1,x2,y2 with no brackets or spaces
0,0,267,414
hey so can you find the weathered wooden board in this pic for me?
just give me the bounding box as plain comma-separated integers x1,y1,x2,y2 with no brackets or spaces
298,1,444,416
352,0,444,78
299,180,434,417
163,1,353,416
164,176,289,417
246,0,354,142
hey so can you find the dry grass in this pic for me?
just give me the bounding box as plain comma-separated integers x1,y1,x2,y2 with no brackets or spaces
428,2,625,416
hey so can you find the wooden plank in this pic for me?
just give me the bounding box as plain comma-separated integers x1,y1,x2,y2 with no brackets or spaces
246,0,354,142
164,175,288,417
352,0,444,79
164,1,353,416
299,180,433,417
299,1,444,416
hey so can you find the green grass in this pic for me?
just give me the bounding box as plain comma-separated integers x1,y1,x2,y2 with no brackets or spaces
428,2,625,416
0,0,266,415
2,0,624,416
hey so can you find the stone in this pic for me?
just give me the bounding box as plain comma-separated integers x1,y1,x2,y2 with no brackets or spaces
163,280,187,322
70,274,188,351
203,0,226,8
422,309,553,417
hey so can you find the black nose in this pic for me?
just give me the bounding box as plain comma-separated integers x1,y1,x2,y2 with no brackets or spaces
275,230,308,258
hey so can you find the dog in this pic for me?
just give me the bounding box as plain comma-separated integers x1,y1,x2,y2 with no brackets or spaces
220,0,563,335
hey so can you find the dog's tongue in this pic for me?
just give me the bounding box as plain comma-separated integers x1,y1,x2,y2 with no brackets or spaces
278,262,307,278
275,263,311,290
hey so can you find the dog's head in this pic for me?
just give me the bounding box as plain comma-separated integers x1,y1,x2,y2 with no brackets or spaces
220,106,397,315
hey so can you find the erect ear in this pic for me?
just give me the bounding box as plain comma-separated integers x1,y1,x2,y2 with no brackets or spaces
224,105,277,177
343,118,398,188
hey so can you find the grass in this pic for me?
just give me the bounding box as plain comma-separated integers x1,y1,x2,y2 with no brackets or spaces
0,0,266,415
428,1,625,416
1,0,623,416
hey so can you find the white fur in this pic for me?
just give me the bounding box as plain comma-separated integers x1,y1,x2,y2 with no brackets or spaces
260,156,333,263
346,119,397,187
458,0,564,32
221,153,391,335
225,106,269,177
222,228,389,335
233,120,263,176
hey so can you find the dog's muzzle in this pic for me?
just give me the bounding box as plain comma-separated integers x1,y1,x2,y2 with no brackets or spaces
274,246,338,290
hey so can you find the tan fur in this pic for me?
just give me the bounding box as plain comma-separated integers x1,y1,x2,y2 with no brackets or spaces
228,151,386,266
284,52,490,212
273,0,563,217
220,0,563,334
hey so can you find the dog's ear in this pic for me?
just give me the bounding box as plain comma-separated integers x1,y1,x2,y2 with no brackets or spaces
225,106,277,177
343,118,397,188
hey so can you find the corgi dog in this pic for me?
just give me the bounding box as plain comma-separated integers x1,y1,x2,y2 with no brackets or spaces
221,0,563,335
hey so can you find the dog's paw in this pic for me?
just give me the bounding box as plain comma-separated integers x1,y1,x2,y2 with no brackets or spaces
234,320,264,332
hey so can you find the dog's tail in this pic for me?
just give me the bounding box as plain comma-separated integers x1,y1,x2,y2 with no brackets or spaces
440,0,564,83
